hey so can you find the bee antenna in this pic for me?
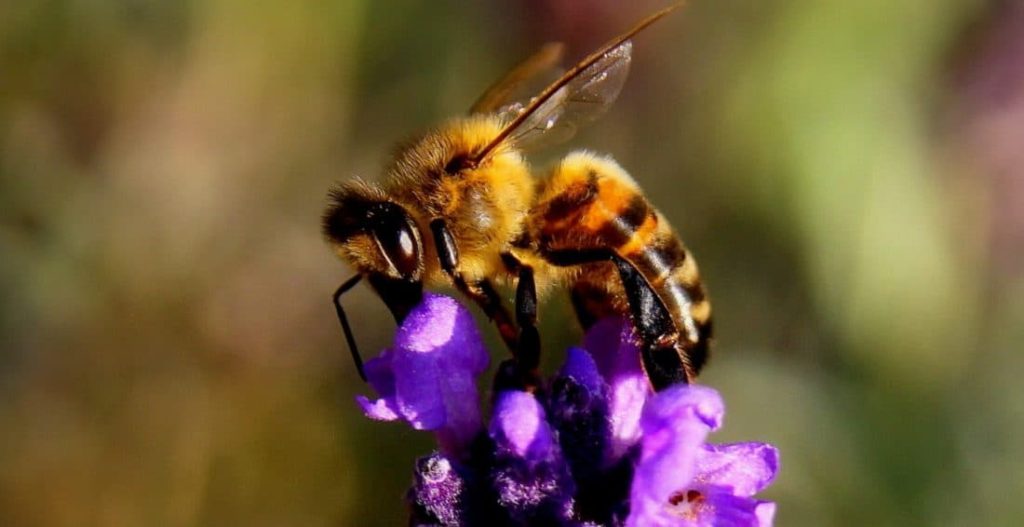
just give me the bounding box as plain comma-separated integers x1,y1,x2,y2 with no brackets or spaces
332,274,366,381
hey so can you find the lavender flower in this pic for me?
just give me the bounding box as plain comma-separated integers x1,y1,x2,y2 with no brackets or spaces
627,386,777,526
358,294,779,526
355,293,489,456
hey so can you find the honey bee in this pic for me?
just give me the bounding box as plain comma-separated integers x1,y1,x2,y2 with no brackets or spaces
323,5,710,391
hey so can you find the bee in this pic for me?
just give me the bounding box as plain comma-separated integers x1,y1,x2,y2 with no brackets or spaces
322,5,711,391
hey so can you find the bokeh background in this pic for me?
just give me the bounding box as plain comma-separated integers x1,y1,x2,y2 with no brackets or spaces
2,0,1022,525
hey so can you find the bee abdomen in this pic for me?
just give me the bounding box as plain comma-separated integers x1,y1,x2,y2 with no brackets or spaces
664,256,712,374
593,187,714,375
629,221,713,374
533,153,713,377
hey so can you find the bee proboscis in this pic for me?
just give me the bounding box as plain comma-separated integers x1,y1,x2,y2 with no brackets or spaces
323,4,711,391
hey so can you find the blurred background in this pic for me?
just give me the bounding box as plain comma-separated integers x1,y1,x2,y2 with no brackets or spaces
1,0,1022,525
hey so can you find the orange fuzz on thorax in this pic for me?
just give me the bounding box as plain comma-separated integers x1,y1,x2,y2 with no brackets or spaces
382,116,535,286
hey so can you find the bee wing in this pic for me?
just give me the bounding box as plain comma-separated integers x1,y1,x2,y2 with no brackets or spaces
470,4,677,164
470,42,565,115
502,40,631,152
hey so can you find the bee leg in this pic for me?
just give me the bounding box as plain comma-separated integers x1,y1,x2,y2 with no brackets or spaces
334,273,424,382
515,265,541,383
465,279,519,352
332,274,366,381
490,258,542,391
430,219,519,351
543,248,693,390
611,255,693,390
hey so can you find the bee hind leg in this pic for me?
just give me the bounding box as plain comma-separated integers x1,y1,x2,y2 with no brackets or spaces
543,248,694,391
609,254,693,390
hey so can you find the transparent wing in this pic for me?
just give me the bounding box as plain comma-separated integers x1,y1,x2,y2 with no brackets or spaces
502,40,632,152
469,4,677,164
470,42,565,115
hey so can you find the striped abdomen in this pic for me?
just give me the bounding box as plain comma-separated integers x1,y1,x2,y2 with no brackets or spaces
530,152,712,375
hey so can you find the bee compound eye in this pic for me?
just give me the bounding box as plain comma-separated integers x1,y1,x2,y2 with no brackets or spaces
373,215,420,278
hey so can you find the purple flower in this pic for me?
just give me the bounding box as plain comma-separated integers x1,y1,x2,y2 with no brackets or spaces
583,318,652,460
355,293,489,456
627,385,778,526
489,391,576,523
355,294,779,526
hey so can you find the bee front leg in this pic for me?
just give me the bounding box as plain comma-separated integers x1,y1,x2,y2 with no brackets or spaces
334,273,425,383
430,219,519,352
543,248,693,390
332,274,367,381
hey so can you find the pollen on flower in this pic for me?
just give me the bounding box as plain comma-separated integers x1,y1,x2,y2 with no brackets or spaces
667,489,709,521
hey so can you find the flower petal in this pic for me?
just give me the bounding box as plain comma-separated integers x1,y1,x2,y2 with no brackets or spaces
395,293,489,375
363,350,396,397
355,395,400,421
548,347,610,475
559,346,605,395
491,391,552,459
682,489,773,527
355,293,489,454
490,390,576,523
694,442,780,497
393,344,446,429
626,385,725,527
584,317,651,460
755,501,776,527
356,352,401,421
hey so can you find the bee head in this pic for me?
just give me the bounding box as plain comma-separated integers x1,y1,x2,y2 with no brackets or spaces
322,180,424,282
